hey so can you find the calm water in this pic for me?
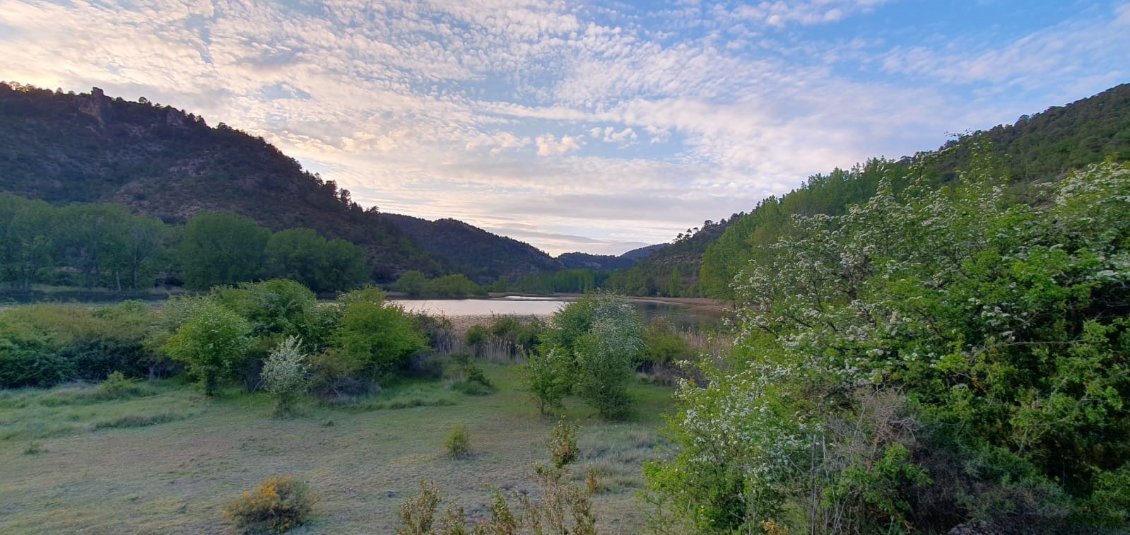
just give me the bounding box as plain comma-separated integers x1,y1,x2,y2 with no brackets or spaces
390,296,569,316
390,296,722,330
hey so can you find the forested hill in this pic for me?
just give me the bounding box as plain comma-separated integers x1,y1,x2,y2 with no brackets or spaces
0,82,561,281
380,213,560,281
626,83,1130,298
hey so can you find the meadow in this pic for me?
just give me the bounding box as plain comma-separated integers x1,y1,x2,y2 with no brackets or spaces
0,364,673,534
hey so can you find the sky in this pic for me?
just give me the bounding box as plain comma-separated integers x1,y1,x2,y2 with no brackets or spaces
1,1,1127,255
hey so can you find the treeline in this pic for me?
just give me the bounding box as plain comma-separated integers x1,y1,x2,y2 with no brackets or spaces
492,268,611,294
0,193,368,293
394,270,486,298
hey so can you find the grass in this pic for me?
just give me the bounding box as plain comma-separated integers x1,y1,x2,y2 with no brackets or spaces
0,363,673,534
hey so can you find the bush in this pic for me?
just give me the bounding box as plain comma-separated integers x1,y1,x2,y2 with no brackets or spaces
97,371,147,399
335,287,425,378
0,302,159,388
527,348,570,415
224,476,317,534
398,481,440,535
260,336,309,416
548,420,579,469
451,359,495,396
445,424,471,459
162,300,252,396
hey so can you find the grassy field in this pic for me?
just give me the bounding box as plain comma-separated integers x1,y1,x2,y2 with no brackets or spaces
0,364,673,534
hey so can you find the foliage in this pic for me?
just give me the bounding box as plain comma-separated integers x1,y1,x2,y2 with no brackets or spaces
446,424,471,459
687,84,1130,298
212,277,320,339
398,481,441,535
426,274,487,298
526,348,571,416
640,319,694,368
548,419,579,469
497,268,610,295
649,162,1130,533
162,299,252,395
451,359,495,396
264,228,367,293
260,336,310,416
541,293,643,419
179,212,271,290
223,476,317,534
0,301,160,388
396,270,429,297
334,287,426,378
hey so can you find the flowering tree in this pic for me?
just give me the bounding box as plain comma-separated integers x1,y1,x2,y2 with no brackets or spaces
162,300,251,396
261,336,309,416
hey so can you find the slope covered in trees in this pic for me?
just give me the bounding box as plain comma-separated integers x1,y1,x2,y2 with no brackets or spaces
635,83,1130,298
381,214,560,282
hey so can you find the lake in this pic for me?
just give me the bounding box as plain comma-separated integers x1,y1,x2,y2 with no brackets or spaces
390,296,724,330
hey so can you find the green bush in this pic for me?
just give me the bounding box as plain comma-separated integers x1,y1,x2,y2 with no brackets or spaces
335,287,425,378
0,302,159,388
162,300,252,396
224,476,317,534
445,424,471,459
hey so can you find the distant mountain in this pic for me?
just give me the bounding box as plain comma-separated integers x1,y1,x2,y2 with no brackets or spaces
557,244,665,271
380,213,560,282
0,83,558,281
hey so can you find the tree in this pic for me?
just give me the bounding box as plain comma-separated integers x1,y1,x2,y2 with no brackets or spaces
395,270,428,297
179,212,269,290
334,287,425,378
537,293,643,419
321,238,368,292
264,228,325,290
163,300,252,395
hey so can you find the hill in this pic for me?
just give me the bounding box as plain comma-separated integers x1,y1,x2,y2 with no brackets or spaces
0,82,562,282
381,213,561,282
626,83,1130,298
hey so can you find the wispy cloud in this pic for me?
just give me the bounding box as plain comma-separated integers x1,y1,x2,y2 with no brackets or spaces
0,0,1125,255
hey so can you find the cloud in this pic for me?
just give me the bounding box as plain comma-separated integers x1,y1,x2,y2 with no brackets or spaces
0,0,1125,254
535,133,582,156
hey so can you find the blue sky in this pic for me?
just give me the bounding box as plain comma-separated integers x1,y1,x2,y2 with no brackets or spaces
1,1,1127,255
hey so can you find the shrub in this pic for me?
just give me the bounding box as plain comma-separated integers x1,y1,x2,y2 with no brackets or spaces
397,481,441,535
260,336,310,416
548,420,579,469
0,302,158,388
162,300,252,396
224,476,317,534
451,359,495,396
527,348,570,415
335,287,425,378
445,424,471,459
97,371,147,399
535,293,642,420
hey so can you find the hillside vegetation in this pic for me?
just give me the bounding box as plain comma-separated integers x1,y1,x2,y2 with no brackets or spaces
624,84,1130,298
